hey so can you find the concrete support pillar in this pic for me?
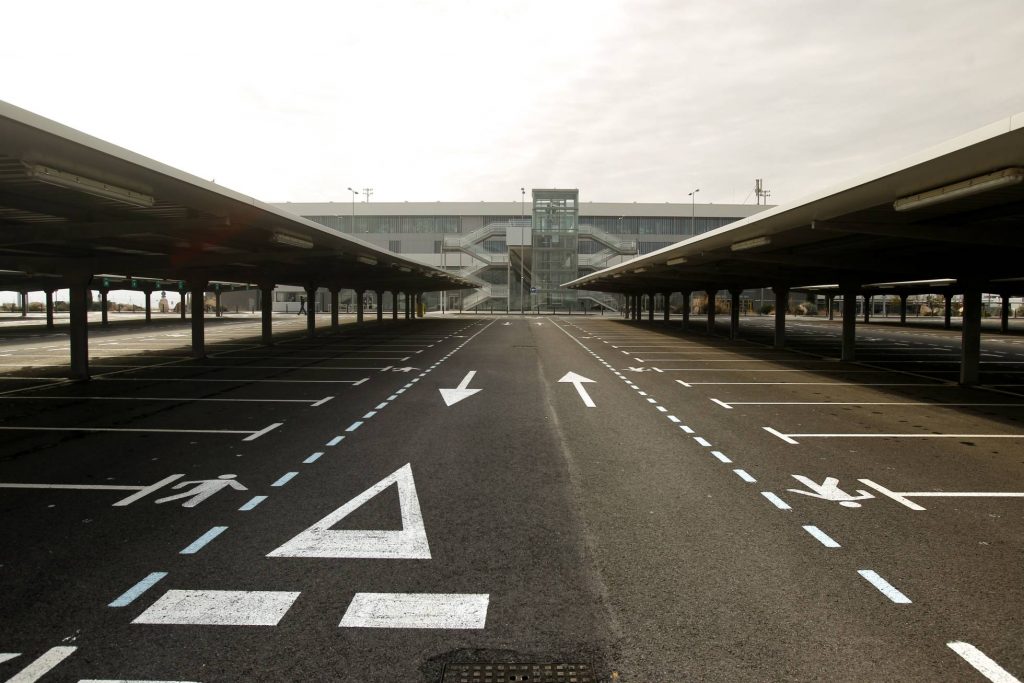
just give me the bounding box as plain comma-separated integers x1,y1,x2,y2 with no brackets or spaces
180,291,187,320
682,291,690,328
841,290,858,362
729,289,741,340
356,290,365,322
100,289,109,325
944,292,953,330
215,290,222,318
330,287,340,328
260,284,274,345
863,295,871,324
45,290,54,328
417,293,424,318
189,280,207,359
305,285,317,337
960,283,982,386
663,293,670,321
403,292,410,319
143,289,152,322
773,286,789,349
899,294,908,325
706,289,717,334
1001,294,1010,334
635,294,642,321
375,291,384,321
68,276,91,380
392,291,399,320
827,294,835,321
20,291,28,317
647,293,655,322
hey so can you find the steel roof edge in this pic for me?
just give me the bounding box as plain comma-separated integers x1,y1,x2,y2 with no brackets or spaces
0,99,467,288
564,111,1024,289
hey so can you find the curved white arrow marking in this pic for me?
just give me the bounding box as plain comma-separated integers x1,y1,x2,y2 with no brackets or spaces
559,371,596,407
439,371,481,407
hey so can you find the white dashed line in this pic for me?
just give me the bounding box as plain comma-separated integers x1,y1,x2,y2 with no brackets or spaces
326,436,344,446
858,569,911,603
239,495,268,511
272,472,298,487
346,421,363,432
711,450,732,463
761,492,792,510
947,641,1022,683
667,415,680,423
304,452,323,464
180,526,228,554
109,572,168,607
733,468,756,483
693,436,711,447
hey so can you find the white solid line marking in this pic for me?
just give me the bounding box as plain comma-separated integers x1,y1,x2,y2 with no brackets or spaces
80,679,201,682
272,472,298,487
133,589,300,626
244,422,283,442
5,646,77,682
693,437,711,447
239,495,268,511
711,398,733,409
0,426,252,436
0,653,20,665
304,452,323,464
761,492,792,510
363,411,377,419
109,572,168,607
711,450,732,463
676,379,692,387
858,479,927,510
311,396,335,407
667,415,681,423
858,569,912,603
180,526,228,554
346,421,363,432
339,593,489,629
733,468,757,483
719,401,1024,407
948,641,1022,683
764,426,799,444
0,483,142,491
681,425,695,434
326,436,344,446
786,432,1024,439
803,525,841,548
113,474,186,507
353,377,369,386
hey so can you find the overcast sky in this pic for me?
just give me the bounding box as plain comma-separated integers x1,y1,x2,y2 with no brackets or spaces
4,0,1023,210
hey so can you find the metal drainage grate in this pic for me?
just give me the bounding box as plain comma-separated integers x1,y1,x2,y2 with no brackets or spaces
441,662,595,683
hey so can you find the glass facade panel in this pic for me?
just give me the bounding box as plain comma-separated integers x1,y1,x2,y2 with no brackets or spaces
530,189,579,306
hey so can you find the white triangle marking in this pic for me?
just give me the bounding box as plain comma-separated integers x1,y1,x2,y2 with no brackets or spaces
267,463,430,559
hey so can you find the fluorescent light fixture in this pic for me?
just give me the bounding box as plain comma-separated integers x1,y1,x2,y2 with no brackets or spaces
730,236,772,252
25,163,155,207
269,232,314,249
356,256,378,266
633,267,648,273
894,168,1023,212
666,257,688,266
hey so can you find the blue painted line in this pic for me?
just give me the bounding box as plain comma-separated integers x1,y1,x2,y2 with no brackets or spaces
346,421,363,432
239,495,268,511
180,526,228,554
304,452,323,464
109,571,167,607
326,436,344,446
272,472,298,487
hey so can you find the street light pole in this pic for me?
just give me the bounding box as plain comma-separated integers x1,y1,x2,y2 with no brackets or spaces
520,187,526,315
347,187,359,311
688,188,700,236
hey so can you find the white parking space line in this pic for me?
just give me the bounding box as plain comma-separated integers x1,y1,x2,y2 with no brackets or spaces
180,526,228,554
243,422,284,441
133,590,300,626
858,569,912,603
0,425,274,441
94,377,368,384
79,679,200,682
0,483,142,491
338,593,489,629
802,525,841,548
767,428,1024,442
947,642,1022,683
0,653,20,665
0,395,331,405
109,572,168,607
717,401,1024,408
5,646,77,682
681,381,955,386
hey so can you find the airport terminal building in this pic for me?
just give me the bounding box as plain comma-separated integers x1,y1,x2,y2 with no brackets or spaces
261,189,767,313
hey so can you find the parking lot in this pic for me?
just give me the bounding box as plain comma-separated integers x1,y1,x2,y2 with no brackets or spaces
1,313,1022,681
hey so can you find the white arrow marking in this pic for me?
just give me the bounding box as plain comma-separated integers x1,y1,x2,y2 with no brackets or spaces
559,371,596,407
502,322,511,326
439,371,482,406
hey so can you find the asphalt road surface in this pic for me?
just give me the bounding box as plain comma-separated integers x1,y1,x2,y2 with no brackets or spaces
1,313,1022,682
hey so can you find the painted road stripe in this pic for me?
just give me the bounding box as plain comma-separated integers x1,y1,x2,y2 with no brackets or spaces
180,526,228,554
363,411,377,419
375,402,388,410
764,427,799,444
239,495,268,511
311,396,335,407
346,421,364,432
0,483,142,491
243,422,283,441
680,425,695,434
80,679,200,682
5,646,77,682
711,450,732,463
711,399,732,409
113,474,186,507
783,432,1024,440
721,401,1024,407
733,468,757,483
0,426,255,437
667,415,680,423
396,388,407,393
0,653,20,665
803,525,841,548
858,479,927,511
761,492,792,510
326,436,344,446
947,642,1022,683
272,472,298,487
694,437,711,447
133,589,300,626
338,593,489,629
304,452,323,464
858,569,912,603
387,394,398,401
109,572,168,607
